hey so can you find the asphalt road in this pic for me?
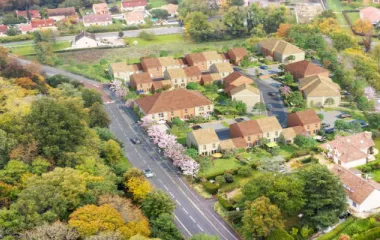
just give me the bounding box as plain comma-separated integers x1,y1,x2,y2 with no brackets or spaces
1,26,184,47
12,56,240,240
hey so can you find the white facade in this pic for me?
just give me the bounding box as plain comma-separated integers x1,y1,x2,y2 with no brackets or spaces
73,36,98,48
83,19,112,27
306,96,341,108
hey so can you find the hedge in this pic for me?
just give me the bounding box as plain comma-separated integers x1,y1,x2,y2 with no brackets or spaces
267,229,294,240
217,195,234,211
202,181,219,195
354,226,380,240
318,217,355,240
0,34,33,43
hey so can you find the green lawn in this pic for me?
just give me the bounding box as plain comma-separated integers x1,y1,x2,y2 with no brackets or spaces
346,12,359,23
7,41,71,56
148,0,168,8
279,144,297,158
127,34,185,47
200,157,242,178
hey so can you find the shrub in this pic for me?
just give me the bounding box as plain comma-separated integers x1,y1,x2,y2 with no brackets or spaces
138,31,156,41
318,217,355,240
227,210,243,224
217,195,234,210
0,34,33,43
238,166,252,177
215,176,226,186
355,227,380,240
267,229,294,240
224,173,234,183
202,181,219,195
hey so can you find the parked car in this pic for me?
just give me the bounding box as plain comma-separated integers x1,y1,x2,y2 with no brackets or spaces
235,117,245,123
339,113,352,119
259,65,268,70
144,169,154,178
268,92,277,97
266,104,273,111
351,120,369,128
130,137,141,144
314,135,327,143
321,123,331,128
324,128,335,134
339,211,351,219
192,125,202,130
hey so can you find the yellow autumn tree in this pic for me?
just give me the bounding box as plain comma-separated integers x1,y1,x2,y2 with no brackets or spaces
118,219,151,239
314,18,341,35
352,19,373,35
276,23,291,38
123,168,152,202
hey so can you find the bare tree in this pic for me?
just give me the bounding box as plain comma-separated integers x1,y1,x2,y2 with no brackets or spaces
21,222,79,240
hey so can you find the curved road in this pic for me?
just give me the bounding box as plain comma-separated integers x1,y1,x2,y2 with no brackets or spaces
13,56,240,240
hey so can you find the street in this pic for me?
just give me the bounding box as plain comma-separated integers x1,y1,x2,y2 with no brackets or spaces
13,56,240,240
0,26,184,47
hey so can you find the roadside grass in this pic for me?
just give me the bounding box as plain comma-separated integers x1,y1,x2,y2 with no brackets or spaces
127,33,185,46
148,0,168,8
200,157,242,178
7,41,71,56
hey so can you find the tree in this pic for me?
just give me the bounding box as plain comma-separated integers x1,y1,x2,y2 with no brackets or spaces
185,11,213,42
81,88,103,108
190,234,220,240
179,0,211,18
285,91,305,108
20,221,80,240
118,31,124,38
124,168,153,201
357,96,374,111
267,228,294,240
253,102,266,113
102,139,122,165
332,32,357,52
242,196,284,238
283,72,294,85
318,10,336,19
0,46,8,70
293,135,318,149
371,43,380,69
276,23,291,37
352,19,373,35
230,0,245,6
141,190,176,219
297,165,346,229
186,82,201,90
150,213,183,240
317,113,324,121
69,204,125,237
0,160,29,185
33,30,56,65
89,102,110,128
366,113,380,129
151,9,169,19
223,6,247,37
324,97,335,106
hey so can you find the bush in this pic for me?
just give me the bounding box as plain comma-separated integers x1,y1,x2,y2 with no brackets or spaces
267,229,294,240
138,31,156,41
227,210,243,224
217,195,234,210
202,181,219,195
0,34,33,43
238,166,252,177
215,175,226,186
355,227,380,240
318,217,355,240
224,173,234,183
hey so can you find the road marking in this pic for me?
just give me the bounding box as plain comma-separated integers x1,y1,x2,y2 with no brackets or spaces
158,179,163,183
174,215,192,237
189,216,196,223
183,208,189,215
169,191,175,198
176,199,182,206
163,184,169,191
197,224,204,232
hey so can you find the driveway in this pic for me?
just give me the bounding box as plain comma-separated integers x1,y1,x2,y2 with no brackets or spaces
317,110,344,128
197,117,250,140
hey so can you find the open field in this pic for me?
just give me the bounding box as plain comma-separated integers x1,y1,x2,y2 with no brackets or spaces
7,41,71,55
148,0,168,8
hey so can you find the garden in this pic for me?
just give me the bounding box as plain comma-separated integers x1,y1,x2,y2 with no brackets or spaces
356,137,380,182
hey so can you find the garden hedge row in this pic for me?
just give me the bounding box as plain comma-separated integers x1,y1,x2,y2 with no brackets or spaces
217,195,234,211
354,226,380,240
318,217,355,240
202,181,219,195
0,34,33,43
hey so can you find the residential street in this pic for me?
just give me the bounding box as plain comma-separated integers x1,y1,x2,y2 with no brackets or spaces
0,26,184,47
12,56,240,240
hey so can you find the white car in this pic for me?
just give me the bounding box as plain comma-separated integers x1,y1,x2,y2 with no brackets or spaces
144,169,154,178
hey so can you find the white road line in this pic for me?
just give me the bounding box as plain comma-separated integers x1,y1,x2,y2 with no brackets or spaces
189,216,196,223
197,224,204,232
158,179,163,183
183,208,189,215
176,199,182,206
174,215,192,237
163,184,169,191
169,192,175,198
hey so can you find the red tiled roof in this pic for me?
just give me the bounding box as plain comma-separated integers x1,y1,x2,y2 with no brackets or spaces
15,10,40,19
93,3,109,14
31,18,54,28
122,0,147,8
231,137,248,148
285,60,329,77
47,7,77,17
18,23,33,32
360,7,380,23
184,66,201,77
131,72,153,84
0,25,8,33
288,109,321,126
83,14,112,24
227,48,248,59
230,120,262,137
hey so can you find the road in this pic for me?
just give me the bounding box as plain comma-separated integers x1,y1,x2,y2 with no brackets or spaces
13,56,240,240
1,26,184,47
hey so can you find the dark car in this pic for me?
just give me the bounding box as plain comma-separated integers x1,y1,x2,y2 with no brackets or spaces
259,65,268,70
324,128,335,134
351,120,369,128
192,125,202,130
339,113,352,119
321,123,331,128
268,92,277,97
266,104,273,111
130,137,141,144
235,117,245,123
339,211,351,219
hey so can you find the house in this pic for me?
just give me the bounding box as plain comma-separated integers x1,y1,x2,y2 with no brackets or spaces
220,137,248,150
134,89,214,121
332,165,380,213
227,48,248,66
360,7,380,25
161,4,179,17
72,31,97,48
164,68,188,89
83,14,112,27
124,10,145,25
224,72,253,95
130,72,153,94
321,132,376,168
152,80,172,92
18,23,33,34
108,62,142,81
284,60,329,80
203,51,226,69
257,39,305,63
121,0,147,11
230,116,283,147
230,83,261,109
209,62,234,78
184,66,202,83
200,73,222,85
281,126,308,144
15,10,40,19
187,128,220,156
299,75,341,107
93,3,109,15
47,7,78,21
0,25,8,36
31,19,55,29
185,53,208,72
141,56,181,79
287,109,321,136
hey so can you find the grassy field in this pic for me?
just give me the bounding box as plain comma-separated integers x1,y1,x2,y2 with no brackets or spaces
7,41,71,55
148,0,168,8
200,157,242,178
127,34,186,47
346,12,360,23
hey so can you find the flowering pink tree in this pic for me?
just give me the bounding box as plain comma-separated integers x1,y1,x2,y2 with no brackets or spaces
280,85,291,97
140,116,156,128
364,86,376,100
110,80,128,98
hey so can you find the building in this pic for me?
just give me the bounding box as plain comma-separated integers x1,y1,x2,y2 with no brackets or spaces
203,51,226,69
224,72,253,95
227,48,248,66
209,62,234,78
31,19,55,29
230,116,283,147
124,10,145,25
93,3,109,15
360,7,380,25
161,4,179,17
130,72,153,94
18,23,33,34
184,66,202,83
15,10,40,19
141,56,181,79
121,0,147,11
108,62,142,81
47,7,78,21
164,68,188,89
281,126,308,144
185,53,208,72
321,132,376,169
332,165,380,213
284,60,329,80
135,89,214,121
83,14,112,27
230,83,261,110
287,109,321,136
72,31,97,48
299,75,341,107
200,73,222,85
187,128,220,156
257,39,305,63
0,25,8,36
220,137,248,150
152,80,172,92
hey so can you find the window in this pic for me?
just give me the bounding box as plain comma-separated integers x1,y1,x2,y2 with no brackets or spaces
156,67,159,71
315,124,318,128
184,109,188,113
267,133,270,138
212,143,216,148
199,107,204,111
151,114,155,119
175,79,177,83
307,125,310,129
203,145,206,150
274,138,279,142
275,131,278,136
171,111,174,116
140,84,143,88
247,136,251,141
208,106,211,110
352,202,357,207
159,113,164,118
